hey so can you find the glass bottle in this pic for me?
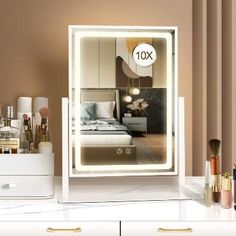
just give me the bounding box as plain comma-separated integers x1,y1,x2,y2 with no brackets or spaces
0,105,20,154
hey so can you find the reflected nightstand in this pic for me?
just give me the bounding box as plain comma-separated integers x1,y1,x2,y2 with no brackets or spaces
122,117,147,136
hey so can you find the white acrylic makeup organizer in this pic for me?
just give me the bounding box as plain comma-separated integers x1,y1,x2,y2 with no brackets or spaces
0,153,54,198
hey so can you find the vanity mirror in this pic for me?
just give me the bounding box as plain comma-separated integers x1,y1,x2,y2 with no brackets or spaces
66,26,178,178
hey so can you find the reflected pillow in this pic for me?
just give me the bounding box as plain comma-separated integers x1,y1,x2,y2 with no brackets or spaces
80,103,95,120
95,101,115,119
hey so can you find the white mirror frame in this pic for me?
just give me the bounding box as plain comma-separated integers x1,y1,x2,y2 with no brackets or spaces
68,25,179,177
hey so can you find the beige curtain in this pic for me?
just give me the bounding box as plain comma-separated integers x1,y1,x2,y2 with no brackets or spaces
193,0,236,175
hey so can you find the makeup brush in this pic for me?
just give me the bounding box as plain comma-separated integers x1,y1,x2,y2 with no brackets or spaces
23,113,33,140
23,114,29,128
208,139,221,203
39,107,51,135
22,114,31,152
38,107,52,154
208,139,221,174
209,139,221,156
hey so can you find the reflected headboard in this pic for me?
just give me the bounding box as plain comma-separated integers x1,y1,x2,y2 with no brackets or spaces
80,89,120,120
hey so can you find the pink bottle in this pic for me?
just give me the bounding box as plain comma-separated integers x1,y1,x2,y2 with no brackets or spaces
221,172,232,209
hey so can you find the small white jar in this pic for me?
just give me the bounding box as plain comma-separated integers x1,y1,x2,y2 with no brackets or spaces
38,141,53,154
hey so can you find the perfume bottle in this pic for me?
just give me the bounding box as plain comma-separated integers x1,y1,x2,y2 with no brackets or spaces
0,106,20,154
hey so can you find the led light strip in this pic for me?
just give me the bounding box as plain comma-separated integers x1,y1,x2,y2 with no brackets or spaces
73,27,174,172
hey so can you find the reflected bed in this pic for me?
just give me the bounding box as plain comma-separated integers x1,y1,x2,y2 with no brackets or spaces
75,89,137,167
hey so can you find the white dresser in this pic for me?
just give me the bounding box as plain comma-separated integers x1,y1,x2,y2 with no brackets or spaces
0,177,236,235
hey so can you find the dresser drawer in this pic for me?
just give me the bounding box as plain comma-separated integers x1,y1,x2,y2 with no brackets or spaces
122,222,236,236
0,175,53,197
0,222,119,236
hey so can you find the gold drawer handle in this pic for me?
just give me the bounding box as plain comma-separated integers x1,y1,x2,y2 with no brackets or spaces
47,227,81,233
158,228,192,233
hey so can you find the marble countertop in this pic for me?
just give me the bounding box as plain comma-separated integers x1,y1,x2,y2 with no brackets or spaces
0,177,235,222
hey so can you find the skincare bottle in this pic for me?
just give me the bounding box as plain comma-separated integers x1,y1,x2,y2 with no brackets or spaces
221,172,232,209
17,97,32,121
204,161,212,207
233,163,236,204
209,139,221,202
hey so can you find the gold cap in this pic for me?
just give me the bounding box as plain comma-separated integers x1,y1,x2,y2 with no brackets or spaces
221,172,231,191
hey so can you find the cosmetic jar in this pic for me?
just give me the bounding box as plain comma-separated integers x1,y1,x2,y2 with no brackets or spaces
38,141,53,154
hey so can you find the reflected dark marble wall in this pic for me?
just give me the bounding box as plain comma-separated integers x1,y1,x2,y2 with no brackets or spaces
119,88,166,134
116,56,152,87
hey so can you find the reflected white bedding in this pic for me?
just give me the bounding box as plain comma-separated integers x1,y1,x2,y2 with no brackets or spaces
80,134,132,145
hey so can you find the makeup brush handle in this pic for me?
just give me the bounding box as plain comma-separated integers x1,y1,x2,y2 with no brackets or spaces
210,156,220,174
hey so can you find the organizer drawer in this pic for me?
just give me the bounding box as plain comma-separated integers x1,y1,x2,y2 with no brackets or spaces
121,222,236,236
0,154,54,175
0,222,119,236
0,175,53,197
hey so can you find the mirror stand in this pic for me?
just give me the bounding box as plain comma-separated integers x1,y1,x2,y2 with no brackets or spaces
61,97,185,203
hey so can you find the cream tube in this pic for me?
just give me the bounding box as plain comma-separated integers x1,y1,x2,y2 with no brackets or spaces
17,97,32,120
34,97,48,113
